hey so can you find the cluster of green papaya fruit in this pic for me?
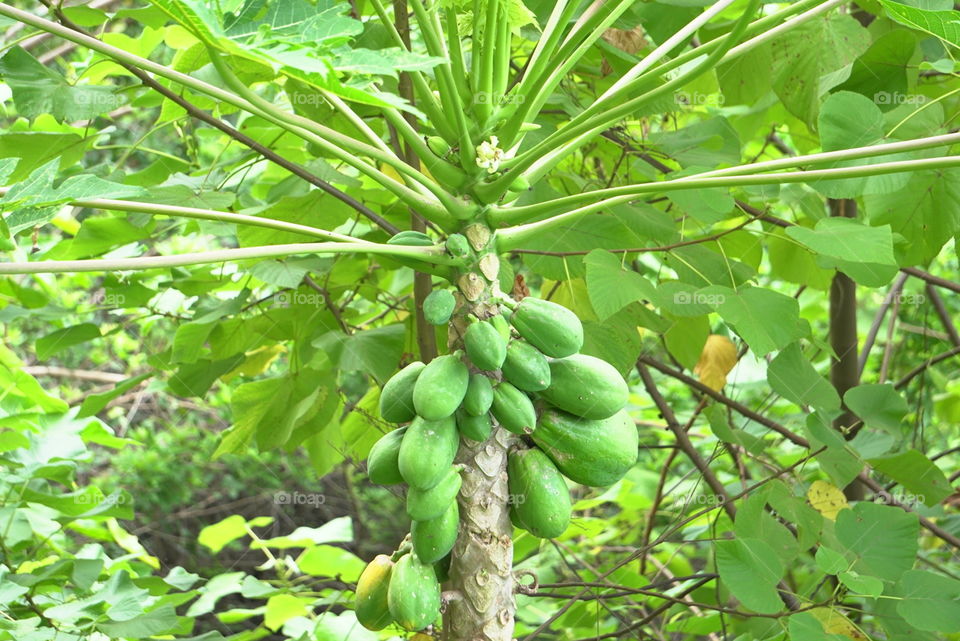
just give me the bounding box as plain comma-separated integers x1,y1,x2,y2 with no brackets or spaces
356,294,638,631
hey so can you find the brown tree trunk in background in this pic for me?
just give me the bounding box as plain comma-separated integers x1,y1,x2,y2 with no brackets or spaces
394,0,437,363
828,198,864,500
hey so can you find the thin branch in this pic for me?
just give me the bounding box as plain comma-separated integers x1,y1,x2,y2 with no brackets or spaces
902,266,960,295
637,363,736,521
926,284,960,347
858,273,908,376
894,345,960,390
637,355,810,448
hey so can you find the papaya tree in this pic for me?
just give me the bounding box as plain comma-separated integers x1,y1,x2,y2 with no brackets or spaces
2,0,960,640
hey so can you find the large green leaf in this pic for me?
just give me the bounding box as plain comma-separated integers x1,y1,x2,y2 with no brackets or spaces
770,13,871,124
583,249,657,321
768,343,841,412
835,502,918,581
706,287,808,356
896,570,960,632
715,537,785,614
844,383,908,434
0,48,126,123
865,168,960,265
867,449,952,507
785,218,898,287
879,0,960,47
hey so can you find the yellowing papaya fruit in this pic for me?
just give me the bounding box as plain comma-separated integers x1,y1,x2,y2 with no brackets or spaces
490,382,536,435
411,500,459,564
387,553,441,631
533,408,638,487
380,361,425,423
510,297,583,358
407,467,462,521
464,320,507,371
367,427,406,485
398,415,459,490
456,408,492,442
507,447,571,538
423,290,456,326
540,354,628,420
501,340,551,392
413,354,469,420
356,554,395,630
462,373,494,416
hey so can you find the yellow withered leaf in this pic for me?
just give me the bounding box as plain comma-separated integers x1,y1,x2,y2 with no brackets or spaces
223,344,286,382
810,607,869,639
807,480,849,521
693,334,737,391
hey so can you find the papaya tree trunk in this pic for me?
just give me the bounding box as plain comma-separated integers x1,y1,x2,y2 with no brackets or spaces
444,427,517,640
443,228,517,641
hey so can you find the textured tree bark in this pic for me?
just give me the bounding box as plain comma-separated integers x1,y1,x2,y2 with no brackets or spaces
443,236,517,640
444,426,517,641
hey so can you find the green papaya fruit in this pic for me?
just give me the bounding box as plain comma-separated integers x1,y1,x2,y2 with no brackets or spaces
507,447,571,538
533,407,638,487
464,321,507,371
407,467,462,521
387,553,441,631
490,382,536,435
380,361,425,423
510,297,583,358
445,233,471,259
490,313,512,340
387,230,434,246
501,340,551,392
462,373,494,416
356,554,395,631
433,553,452,583
540,354,628,420
367,427,407,485
456,408,492,442
398,415,459,490
423,289,456,326
426,135,451,157
412,354,469,420
411,500,459,564
509,505,526,531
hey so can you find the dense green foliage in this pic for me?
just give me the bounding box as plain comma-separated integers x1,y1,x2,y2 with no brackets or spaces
1,0,960,639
